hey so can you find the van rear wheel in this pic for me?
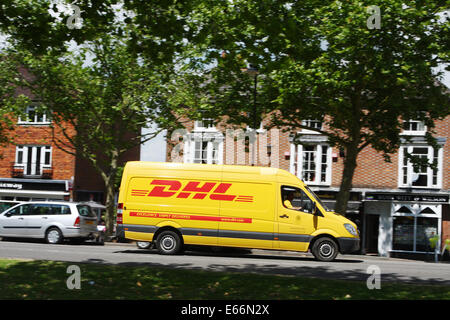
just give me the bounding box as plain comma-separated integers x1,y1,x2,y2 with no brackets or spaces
311,237,338,262
155,231,182,255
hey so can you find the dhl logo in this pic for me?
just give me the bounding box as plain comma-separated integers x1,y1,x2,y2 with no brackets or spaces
131,179,253,203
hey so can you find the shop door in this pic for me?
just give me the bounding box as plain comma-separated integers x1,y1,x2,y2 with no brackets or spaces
365,215,379,253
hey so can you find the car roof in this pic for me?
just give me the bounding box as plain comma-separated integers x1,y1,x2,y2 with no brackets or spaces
14,201,84,205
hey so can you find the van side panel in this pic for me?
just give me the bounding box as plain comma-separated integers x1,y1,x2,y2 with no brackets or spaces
218,178,276,249
123,168,222,245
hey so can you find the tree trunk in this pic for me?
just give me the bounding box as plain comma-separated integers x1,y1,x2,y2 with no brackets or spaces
99,153,119,239
103,178,116,238
334,143,359,215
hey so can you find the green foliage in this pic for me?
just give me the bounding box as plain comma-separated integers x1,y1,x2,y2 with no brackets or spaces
1,259,449,300
1,0,449,216
429,235,439,249
0,56,28,153
179,0,450,213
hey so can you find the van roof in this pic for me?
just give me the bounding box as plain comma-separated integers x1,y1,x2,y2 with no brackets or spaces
124,161,303,185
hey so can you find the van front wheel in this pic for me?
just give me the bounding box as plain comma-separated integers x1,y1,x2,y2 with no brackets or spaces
156,231,182,255
311,237,338,262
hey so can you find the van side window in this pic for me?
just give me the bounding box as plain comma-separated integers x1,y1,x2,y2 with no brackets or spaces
281,186,314,213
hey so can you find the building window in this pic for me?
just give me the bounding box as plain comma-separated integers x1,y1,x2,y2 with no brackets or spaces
301,119,322,134
184,133,223,165
401,120,426,135
14,145,52,177
398,146,442,189
18,106,51,125
194,119,216,131
392,204,441,253
290,144,331,185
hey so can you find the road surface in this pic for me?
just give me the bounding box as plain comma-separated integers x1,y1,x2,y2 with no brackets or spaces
1,239,449,285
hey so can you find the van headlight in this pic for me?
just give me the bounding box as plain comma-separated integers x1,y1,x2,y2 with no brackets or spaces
344,223,358,236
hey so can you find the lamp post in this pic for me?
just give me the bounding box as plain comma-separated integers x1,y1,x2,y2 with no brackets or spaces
241,64,259,166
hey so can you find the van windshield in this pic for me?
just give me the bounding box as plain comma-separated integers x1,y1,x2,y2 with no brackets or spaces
304,185,329,212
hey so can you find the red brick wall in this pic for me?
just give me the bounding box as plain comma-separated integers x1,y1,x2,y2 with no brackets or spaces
435,118,450,190
169,115,449,193
442,205,450,252
0,122,76,181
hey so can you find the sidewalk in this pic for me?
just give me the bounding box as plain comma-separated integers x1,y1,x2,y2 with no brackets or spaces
104,241,448,263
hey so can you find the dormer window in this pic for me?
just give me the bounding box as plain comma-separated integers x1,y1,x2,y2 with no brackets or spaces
18,106,51,125
301,120,322,134
402,120,426,136
194,119,216,131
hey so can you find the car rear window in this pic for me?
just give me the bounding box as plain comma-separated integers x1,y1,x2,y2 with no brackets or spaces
76,205,96,218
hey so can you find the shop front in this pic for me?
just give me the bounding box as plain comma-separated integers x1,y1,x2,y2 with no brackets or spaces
363,192,449,259
0,178,71,212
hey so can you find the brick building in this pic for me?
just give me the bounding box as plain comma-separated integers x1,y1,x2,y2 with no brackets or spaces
0,106,75,210
166,116,449,258
0,105,140,210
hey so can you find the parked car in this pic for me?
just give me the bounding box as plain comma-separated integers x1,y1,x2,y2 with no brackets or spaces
0,201,22,214
80,201,106,244
0,201,98,244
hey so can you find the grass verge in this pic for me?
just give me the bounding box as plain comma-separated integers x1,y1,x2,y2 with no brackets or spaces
0,258,449,300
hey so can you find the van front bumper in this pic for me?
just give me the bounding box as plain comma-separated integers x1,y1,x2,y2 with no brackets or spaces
337,237,360,254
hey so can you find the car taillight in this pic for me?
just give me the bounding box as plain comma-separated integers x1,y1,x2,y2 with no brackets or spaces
117,203,123,224
74,216,80,227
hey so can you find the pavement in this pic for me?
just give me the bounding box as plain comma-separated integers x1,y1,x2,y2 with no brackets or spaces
1,239,449,285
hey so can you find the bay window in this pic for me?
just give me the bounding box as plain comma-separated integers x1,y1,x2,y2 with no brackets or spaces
398,145,442,189
290,143,331,185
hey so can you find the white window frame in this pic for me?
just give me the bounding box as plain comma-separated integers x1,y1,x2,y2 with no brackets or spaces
290,143,332,186
194,119,217,132
300,119,323,134
17,106,51,125
401,120,426,136
14,145,52,176
398,145,443,189
391,203,442,253
183,133,224,165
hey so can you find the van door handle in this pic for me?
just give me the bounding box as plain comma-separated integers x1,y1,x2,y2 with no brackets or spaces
279,214,289,218
18,217,24,220
42,217,48,219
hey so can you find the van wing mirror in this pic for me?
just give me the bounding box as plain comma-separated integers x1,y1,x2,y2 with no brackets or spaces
4,212,12,217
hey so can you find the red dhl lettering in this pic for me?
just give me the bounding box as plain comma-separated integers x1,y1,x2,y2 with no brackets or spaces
129,212,252,223
130,180,253,203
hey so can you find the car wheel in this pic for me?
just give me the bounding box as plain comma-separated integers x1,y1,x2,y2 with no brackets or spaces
155,231,182,255
136,241,151,249
312,237,338,262
45,227,63,244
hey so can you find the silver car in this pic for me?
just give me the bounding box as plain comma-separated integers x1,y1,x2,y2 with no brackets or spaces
0,201,98,244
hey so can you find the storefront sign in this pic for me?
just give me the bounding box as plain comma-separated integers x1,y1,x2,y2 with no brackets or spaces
0,179,67,192
366,193,449,203
0,183,23,190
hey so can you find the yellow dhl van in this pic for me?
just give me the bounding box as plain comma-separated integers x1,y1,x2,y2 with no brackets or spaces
116,162,360,261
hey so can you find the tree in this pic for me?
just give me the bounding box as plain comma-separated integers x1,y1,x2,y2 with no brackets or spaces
6,35,188,235
0,0,204,235
0,56,27,155
182,0,450,214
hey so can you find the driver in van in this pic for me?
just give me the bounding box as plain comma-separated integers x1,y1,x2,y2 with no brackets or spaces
283,192,303,210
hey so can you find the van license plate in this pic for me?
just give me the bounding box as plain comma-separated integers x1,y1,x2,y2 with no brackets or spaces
85,220,93,225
